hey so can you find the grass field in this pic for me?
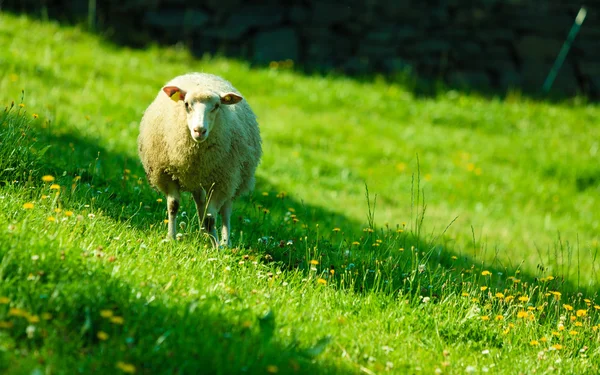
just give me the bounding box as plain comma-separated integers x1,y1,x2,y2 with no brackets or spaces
1,12,600,374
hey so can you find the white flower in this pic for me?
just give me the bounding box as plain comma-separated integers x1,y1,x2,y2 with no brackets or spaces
465,366,476,373
26,325,36,339
481,349,490,355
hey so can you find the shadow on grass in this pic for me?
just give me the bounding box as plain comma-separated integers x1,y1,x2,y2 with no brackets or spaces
2,107,596,301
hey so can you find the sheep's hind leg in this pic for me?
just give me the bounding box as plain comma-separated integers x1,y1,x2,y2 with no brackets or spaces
219,200,233,247
192,189,218,248
166,183,180,239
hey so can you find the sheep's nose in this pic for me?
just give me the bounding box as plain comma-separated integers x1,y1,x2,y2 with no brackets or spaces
194,127,207,136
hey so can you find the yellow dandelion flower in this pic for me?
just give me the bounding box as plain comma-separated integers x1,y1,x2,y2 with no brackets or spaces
27,315,40,323
517,311,529,319
156,198,163,203
480,315,489,321
19,103,24,108
570,315,577,322
23,202,34,209
163,219,169,224
480,286,488,291
396,229,404,233
100,310,113,318
527,306,536,311
50,184,60,190
563,304,574,311
558,324,565,331
481,270,492,276
110,316,124,325
332,227,341,232
505,296,515,302
512,279,521,284
266,365,279,374
519,296,529,303
461,292,469,297
552,344,563,350
530,340,539,346
317,278,327,285
0,297,9,304
116,361,136,373
47,216,56,222
32,113,39,119
310,260,319,265
41,175,55,182
584,299,591,304
65,211,74,217
546,275,554,281
0,321,14,329
574,322,583,327
41,313,52,320
552,331,560,336
262,192,269,196
595,305,600,310
8,308,28,317
495,315,504,321
576,309,587,317
372,243,380,247
352,241,360,245
97,331,109,341
540,337,547,342
495,292,505,299
451,256,458,260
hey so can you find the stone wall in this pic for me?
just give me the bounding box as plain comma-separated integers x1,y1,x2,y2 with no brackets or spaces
5,0,600,96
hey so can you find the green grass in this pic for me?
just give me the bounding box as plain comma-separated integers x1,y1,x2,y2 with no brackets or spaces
1,12,600,374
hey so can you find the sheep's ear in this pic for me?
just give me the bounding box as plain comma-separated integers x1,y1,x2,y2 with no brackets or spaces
163,86,186,102
220,92,243,105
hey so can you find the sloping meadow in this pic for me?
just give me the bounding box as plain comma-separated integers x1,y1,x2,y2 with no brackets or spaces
1,12,599,374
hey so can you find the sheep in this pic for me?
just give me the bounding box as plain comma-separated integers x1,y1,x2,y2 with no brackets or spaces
137,72,262,247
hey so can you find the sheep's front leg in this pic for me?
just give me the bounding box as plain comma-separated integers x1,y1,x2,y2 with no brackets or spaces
192,189,218,248
219,200,233,247
166,183,180,239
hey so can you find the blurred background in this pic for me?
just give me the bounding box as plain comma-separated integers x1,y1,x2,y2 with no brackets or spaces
3,0,598,97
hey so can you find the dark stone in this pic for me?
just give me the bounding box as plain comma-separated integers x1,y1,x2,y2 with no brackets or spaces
289,5,309,24
382,58,414,74
311,1,353,25
448,70,491,88
357,43,397,59
144,9,209,33
223,5,285,38
578,62,600,77
498,70,522,90
515,36,563,63
253,28,299,63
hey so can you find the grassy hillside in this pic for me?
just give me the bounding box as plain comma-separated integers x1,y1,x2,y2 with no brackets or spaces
1,12,599,374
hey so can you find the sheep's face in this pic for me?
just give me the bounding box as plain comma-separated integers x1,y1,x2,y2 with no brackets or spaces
162,86,243,143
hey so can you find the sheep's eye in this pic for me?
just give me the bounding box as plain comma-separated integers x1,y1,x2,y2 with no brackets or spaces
184,102,189,110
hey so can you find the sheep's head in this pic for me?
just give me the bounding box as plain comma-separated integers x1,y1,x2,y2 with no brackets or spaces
163,86,243,143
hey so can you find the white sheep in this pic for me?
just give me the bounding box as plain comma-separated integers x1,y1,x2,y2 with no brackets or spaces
137,72,262,247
